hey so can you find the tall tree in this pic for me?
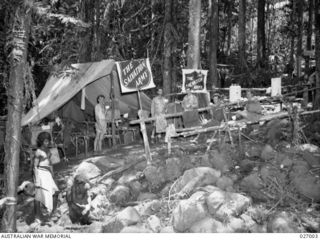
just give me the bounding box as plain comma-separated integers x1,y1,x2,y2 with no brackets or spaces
238,0,247,71
78,0,94,62
306,0,314,75
315,0,320,100
1,0,32,232
187,0,201,69
257,0,266,68
296,0,304,78
163,0,174,95
208,0,219,88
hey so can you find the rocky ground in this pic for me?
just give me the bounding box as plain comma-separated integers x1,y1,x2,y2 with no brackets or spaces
13,120,320,233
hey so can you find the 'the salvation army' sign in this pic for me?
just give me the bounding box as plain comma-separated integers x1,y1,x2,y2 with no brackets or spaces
182,69,207,92
116,58,155,93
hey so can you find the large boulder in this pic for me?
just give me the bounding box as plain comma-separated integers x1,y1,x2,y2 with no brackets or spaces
206,189,251,220
267,212,299,233
109,185,130,205
165,157,182,181
172,191,208,232
160,226,175,233
216,176,234,191
116,206,141,226
173,167,221,198
74,162,102,184
144,165,167,190
291,174,320,202
208,150,233,173
102,217,125,233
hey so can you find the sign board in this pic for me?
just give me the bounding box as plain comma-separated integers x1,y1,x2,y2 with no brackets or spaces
182,69,207,92
271,77,281,96
116,58,155,93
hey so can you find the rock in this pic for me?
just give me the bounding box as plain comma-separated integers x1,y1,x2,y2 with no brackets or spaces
120,225,153,233
144,165,166,190
74,162,102,184
147,215,161,232
260,145,276,161
102,217,125,233
89,194,110,220
216,176,234,191
100,178,115,191
118,172,138,185
240,172,266,201
109,185,130,205
189,217,219,233
172,192,208,232
173,167,221,197
116,206,141,226
89,184,108,196
134,199,161,216
206,189,251,220
292,174,320,201
301,151,320,167
165,157,182,181
240,213,266,233
209,150,233,173
137,192,158,201
160,226,175,233
244,144,263,158
88,222,104,233
267,212,299,233
296,144,320,153
127,180,141,201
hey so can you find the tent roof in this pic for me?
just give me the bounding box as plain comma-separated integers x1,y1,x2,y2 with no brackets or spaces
22,59,151,126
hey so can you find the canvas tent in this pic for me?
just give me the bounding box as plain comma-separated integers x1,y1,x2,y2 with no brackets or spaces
21,59,151,126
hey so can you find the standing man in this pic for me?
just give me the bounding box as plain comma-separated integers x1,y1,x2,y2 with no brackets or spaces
94,95,107,152
151,88,168,141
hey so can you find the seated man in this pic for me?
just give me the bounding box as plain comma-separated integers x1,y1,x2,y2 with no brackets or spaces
182,88,199,111
237,90,263,122
182,88,200,128
210,93,225,124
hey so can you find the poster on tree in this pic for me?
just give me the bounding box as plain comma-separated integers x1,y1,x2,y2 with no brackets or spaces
182,69,208,92
116,58,155,93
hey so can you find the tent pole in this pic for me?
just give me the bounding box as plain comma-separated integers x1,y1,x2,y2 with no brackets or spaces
111,73,116,148
137,90,152,165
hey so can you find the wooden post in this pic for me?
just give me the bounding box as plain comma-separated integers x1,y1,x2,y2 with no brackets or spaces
137,90,152,165
111,73,116,148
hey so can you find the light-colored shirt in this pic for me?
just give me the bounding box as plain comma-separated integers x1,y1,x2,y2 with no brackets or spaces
151,96,167,117
95,104,106,121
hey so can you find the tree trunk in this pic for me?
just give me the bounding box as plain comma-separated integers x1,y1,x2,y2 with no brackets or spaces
226,0,232,56
306,0,314,75
79,0,94,62
208,0,219,88
238,0,247,71
296,0,304,78
187,0,201,69
257,0,266,68
163,0,174,95
315,0,320,99
171,0,178,93
289,0,296,74
1,2,31,232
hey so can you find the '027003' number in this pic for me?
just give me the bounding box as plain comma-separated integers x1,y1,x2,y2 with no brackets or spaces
300,234,318,238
